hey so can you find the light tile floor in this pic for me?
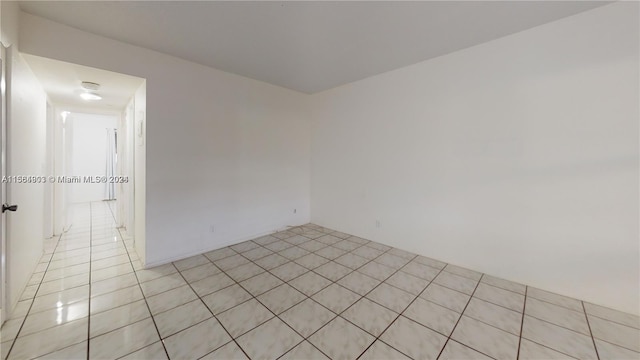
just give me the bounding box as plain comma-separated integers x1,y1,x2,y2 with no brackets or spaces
1,201,639,359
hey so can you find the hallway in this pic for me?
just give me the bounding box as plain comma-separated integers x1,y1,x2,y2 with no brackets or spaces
1,202,638,359
1,202,142,359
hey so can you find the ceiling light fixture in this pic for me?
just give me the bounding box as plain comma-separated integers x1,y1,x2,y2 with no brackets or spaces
81,81,100,91
80,81,102,101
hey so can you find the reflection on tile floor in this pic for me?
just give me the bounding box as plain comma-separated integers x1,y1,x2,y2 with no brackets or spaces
1,201,639,359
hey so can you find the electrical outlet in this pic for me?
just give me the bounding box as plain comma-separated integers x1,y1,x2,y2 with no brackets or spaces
375,220,381,228
209,225,215,233
294,209,297,214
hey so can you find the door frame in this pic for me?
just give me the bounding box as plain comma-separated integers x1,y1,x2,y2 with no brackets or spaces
43,101,54,239
1,44,9,325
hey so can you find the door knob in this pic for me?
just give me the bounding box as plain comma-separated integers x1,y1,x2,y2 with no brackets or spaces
2,203,17,213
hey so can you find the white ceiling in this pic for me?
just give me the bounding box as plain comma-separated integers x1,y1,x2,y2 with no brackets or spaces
23,54,145,111
20,1,608,94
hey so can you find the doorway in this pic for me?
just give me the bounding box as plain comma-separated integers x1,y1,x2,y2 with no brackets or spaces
0,52,146,322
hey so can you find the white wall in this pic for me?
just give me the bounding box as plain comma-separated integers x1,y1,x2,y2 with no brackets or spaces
310,3,639,314
19,12,311,266
2,1,47,314
65,112,117,203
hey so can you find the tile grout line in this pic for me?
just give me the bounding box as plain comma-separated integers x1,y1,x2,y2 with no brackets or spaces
524,295,587,314
194,230,376,359
230,236,359,292
356,259,495,360
171,226,330,357
271,238,424,358
105,201,171,360
274,238,399,359
516,285,528,360
3,226,67,360
452,305,533,349
590,339,640,355
470,279,521,296
582,301,601,360
429,278,573,330
443,282,614,343
451,304,541,359
581,312,640,331
208,241,342,359
273,234,398,344
212,233,454,359
86,202,93,360
517,309,617,346
353,259,445,360
40,241,131,275
434,274,487,360
23,211,99,359
519,339,582,360
86,266,134,284
170,263,254,360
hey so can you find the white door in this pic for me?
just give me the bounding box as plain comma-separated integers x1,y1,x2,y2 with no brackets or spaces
0,45,17,325
0,45,8,325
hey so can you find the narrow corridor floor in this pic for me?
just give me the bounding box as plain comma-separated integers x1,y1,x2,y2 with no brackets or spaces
1,201,638,359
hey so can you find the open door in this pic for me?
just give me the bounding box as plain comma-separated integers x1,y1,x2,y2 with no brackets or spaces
1,45,8,325
0,45,18,325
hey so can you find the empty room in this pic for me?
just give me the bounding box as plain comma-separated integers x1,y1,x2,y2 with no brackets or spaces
0,1,638,359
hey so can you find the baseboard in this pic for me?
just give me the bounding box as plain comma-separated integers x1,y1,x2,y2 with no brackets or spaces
142,223,303,269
